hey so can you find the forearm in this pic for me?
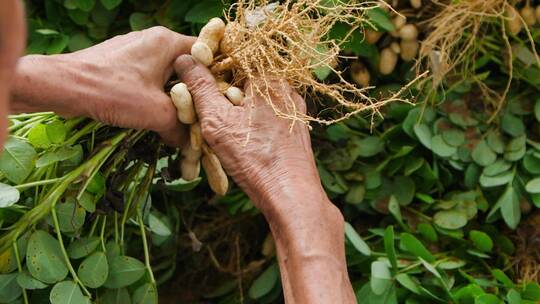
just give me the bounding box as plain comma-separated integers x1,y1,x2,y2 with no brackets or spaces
255,180,356,304
11,54,96,117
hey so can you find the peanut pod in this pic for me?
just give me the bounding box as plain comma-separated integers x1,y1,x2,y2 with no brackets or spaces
191,18,226,66
225,86,245,106
202,145,228,196
190,122,202,151
180,143,202,181
171,83,197,124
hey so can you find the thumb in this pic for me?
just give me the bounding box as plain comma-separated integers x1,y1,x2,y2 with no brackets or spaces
174,55,232,118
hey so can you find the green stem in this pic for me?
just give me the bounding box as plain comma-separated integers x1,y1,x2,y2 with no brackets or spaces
0,131,129,253
88,216,100,237
13,242,29,304
65,121,101,146
137,213,156,284
51,208,92,298
14,178,62,190
100,216,107,252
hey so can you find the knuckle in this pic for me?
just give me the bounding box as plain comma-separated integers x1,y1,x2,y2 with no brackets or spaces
148,26,171,41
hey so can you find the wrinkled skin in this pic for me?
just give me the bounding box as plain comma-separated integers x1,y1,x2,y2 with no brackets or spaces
12,26,195,146
175,55,356,304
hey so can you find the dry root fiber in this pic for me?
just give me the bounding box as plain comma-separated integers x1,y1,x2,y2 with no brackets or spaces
212,0,423,125
417,0,540,120
512,211,540,283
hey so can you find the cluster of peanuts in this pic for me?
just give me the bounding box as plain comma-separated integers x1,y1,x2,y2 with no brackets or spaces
350,1,421,87
507,3,540,35
170,18,243,196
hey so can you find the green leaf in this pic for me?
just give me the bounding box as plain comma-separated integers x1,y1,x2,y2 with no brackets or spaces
16,271,48,290
522,282,540,300
469,230,493,253
383,226,397,271
433,210,468,230
345,222,371,256
535,99,540,122
165,178,201,192
87,172,106,195
104,256,146,288
148,213,172,237
46,121,67,144
525,177,540,194
523,153,540,174
345,184,365,204
395,273,420,294
501,112,525,137
487,131,505,154
400,233,435,262
472,140,496,167
393,176,415,206
100,0,122,10
507,289,522,304
0,183,19,208
51,199,86,233
370,261,392,295
0,273,22,302
353,136,384,157
431,135,457,157
28,124,52,148
26,230,68,284
388,196,404,226
438,258,466,269
483,160,511,176
50,280,91,304
479,170,514,187
132,283,158,304
492,269,514,288
366,7,395,32
129,13,154,31
36,146,81,168
414,124,432,149
475,294,502,304
442,129,466,146
68,33,93,52
78,252,108,288
0,137,37,183
101,288,131,304
185,1,224,24
74,0,96,12
504,136,526,161
67,237,100,259
417,223,438,242
248,263,279,299
500,186,520,229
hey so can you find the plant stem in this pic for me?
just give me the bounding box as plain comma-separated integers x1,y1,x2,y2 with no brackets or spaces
137,213,156,284
51,207,92,298
13,242,29,304
100,216,107,252
14,178,62,190
0,131,129,253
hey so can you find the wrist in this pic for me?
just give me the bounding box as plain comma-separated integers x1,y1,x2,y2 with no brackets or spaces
11,54,94,117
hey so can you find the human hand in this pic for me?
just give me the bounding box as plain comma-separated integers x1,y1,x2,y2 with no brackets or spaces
173,55,319,210
174,54,356,303
12,26,195,146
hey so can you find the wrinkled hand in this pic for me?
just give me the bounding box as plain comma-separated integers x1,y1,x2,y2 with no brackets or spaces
174,55,319,210
13,26,195,146
174,55,356,304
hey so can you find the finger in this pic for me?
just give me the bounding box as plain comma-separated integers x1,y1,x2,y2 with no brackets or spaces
174,54,232,117
159,121,188,147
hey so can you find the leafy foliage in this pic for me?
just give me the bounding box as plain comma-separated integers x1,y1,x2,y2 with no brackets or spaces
0,0,539,303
